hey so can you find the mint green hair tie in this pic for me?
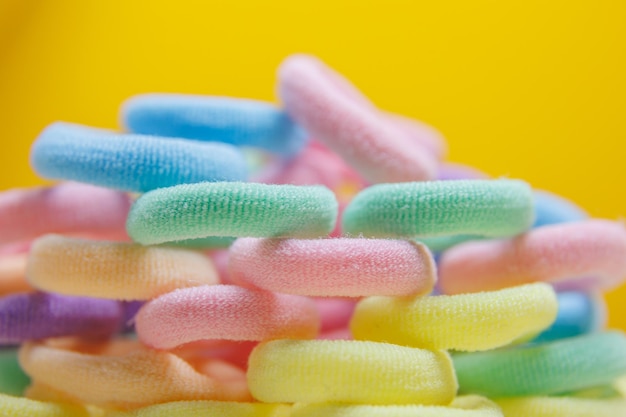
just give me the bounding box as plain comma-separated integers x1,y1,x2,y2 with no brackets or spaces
127,182,338,245
0,349,30,396
342,179,534,238
453,331,626,398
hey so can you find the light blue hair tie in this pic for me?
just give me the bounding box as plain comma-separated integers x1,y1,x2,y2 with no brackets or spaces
533,190,587,228
121,94,307,158
30,122,248,193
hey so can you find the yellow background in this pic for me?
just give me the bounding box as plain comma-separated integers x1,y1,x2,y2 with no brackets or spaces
1,1,625,327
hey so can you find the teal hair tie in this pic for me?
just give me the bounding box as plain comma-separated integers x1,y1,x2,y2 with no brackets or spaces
453,331,626,398
342,179,534,238
127,182,338,245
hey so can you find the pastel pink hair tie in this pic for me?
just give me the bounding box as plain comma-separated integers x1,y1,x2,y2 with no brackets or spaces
229,238,436,297
278,54,438,183
135,285,320,350
0,253,31,296
0,182,131,245
439,219,626,294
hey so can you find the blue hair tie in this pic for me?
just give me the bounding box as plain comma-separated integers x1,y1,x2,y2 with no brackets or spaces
533,190,587,228
121,94,307,157
30,122,248,193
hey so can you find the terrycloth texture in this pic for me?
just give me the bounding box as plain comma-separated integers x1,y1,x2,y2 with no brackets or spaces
342,179,534,238
351,283,557,351
438,220,626,294
165,236,236,249
27,235,219,300
452,331,626,397
229,238,436,297
126,182,338,244
417,235,482,253
135,285,320,349
30,122,248,193
0,349,30,396
314,297,357,333
533,190,587,228
122,94,306,158
0,292,123,344
384,113,447,160
247,339,457,405
437,163,489,181
290,395,503,417
19,339,251,410
106,401,291,417
176,340,258,371
0,393,94,417
496,396,626,417
0,253,31,296
0,182,130,245
278,54,438,183
533,291,606,343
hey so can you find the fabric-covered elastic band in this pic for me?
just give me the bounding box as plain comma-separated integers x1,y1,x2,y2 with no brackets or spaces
229,238,436,297
278,54,438,183
351,283,557,351
452,331,626,397
0,349,30,396
126,182,338,245
0,254,31,296
19,339,251,410
0,292,123,344
496,396,626,417
30,122,248,193
26,235,219,300
532,190,587,228
135,285,319,349
0,182,130,245
342,179,534,239
106,400,290,417
0,393,94,417
438,220,626,294
122,94,306,158
247,339,457,405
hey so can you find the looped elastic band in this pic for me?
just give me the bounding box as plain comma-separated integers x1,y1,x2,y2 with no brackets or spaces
438,220,626,294
452,331,626,397
0,393,93,417
0,253,31,296
351,283,557,352
27,235,219,300
19,339,251,410
135,285,320,350
31,122,248,193
278,54,438,183
122,94,307,158
342,179,534,239
106,400,291,417
247,339,457,405
532,190,587,228
496,396,626,417
0,182,130,245
126,182,338,245
290,395,503,417
0,292,123,344
229,238,436,297
0,349,30,396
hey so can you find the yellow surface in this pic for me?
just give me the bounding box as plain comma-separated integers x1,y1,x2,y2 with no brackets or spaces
1,1,625,326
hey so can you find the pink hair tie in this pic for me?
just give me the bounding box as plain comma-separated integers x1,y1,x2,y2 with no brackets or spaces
278,54,438,183
0,182,130,245
0,253,31,296
439,219,626,294
229,238,436,297
384,113,447,160
135,285,320,350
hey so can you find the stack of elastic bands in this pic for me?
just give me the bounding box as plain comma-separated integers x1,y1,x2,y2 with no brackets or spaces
1,54,625,416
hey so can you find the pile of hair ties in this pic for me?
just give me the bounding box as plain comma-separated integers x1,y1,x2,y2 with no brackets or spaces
1,54,626,417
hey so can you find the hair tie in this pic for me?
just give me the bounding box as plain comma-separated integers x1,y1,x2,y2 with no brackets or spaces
247,339,457,405
229,238,436,297
107,400,290,417
496,396,626,417
0,253,31,296
126,182,338,245
122,94,307,158
0,393,93,417
135,285,319,350
342,179,534,239
453,331,626,397
351,283,557,352
0,349,30,396
31,122,248,193
532,190,587,228
27,235,219,300
438,220,626,294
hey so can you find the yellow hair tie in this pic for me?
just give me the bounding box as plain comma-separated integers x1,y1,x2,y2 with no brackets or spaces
104,401,290,417
290,395,502,417
247,339,457,405
496,396,626,417
26,235,219,300
0,393,97,417
18,339,251,410
351,283,557,351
